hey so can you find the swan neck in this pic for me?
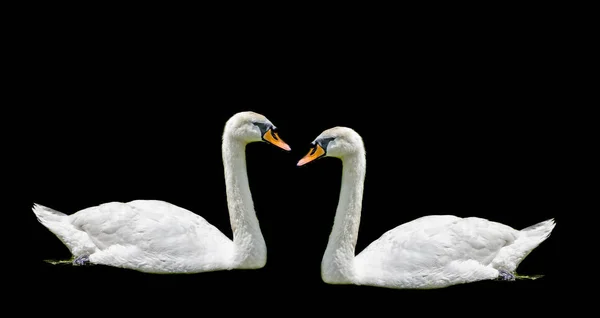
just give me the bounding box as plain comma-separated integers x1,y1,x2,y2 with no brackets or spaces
322,152,366,284
222,137,266,268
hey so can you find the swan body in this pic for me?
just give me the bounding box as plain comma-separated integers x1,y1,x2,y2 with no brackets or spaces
298,126,556,289
33,111,291,274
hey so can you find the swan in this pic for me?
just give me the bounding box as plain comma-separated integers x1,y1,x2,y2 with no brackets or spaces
297,126,556,289
32,111,291,274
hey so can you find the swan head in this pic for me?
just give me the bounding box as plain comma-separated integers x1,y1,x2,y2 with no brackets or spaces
297,126,363,166
224,111,291,151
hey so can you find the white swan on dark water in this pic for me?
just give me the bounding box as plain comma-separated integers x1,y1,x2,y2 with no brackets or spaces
33,111,290,273
298,126,555,289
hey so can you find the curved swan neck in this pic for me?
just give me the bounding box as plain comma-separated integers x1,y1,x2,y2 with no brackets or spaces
322,151,366,284
222,136,266,268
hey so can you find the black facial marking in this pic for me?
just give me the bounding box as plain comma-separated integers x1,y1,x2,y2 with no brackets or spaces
307,137,335,156
318,137,335,150
271,127,279,140
253,122,271,135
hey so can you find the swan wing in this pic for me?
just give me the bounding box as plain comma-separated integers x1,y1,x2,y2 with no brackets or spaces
71,200,232,260
356,215,518,276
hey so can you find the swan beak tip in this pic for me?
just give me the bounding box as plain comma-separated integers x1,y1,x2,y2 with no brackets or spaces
263,129,291,152
297,144,325,166
276,143,291,152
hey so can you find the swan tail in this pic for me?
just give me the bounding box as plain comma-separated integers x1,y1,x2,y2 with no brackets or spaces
32,203,93,257
516,218,556,267
32,203,68,223
521,218,556,242
492,218,556,273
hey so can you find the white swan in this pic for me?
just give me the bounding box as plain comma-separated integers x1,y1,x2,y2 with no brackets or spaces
297,126,556,289
32,111,291,274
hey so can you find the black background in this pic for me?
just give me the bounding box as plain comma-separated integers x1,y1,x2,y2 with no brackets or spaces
13,5,568,316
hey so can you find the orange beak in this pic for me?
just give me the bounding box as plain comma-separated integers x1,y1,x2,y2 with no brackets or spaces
297,144,326,166
262,129,291,151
